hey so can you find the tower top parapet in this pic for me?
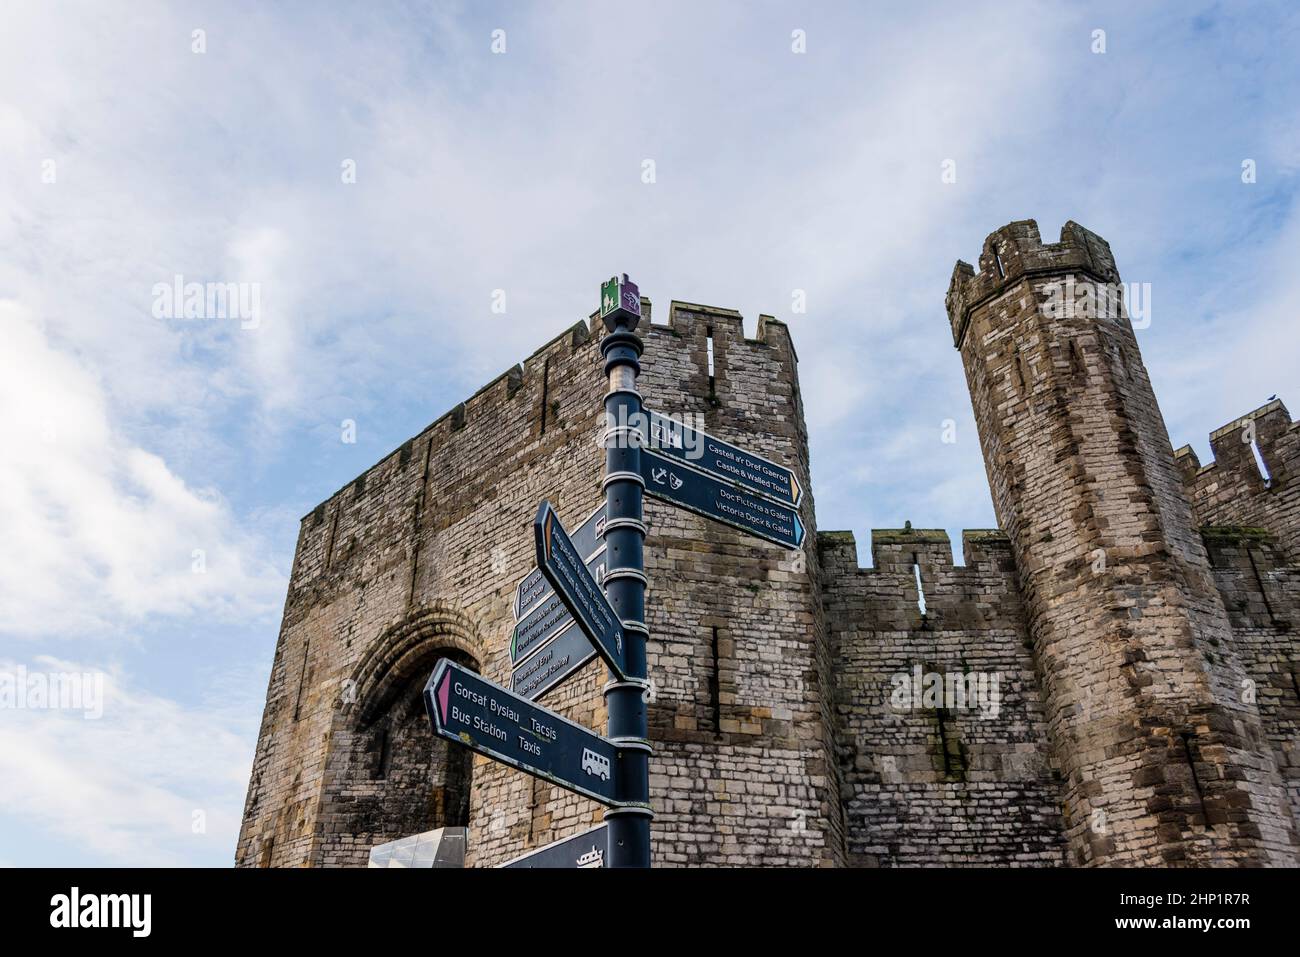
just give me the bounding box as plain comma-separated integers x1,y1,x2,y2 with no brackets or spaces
945,220,1120,348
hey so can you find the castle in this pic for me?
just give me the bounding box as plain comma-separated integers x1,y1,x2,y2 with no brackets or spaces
236,220,1299,867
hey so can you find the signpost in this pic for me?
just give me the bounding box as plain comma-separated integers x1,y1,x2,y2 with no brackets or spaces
514,504,606,621
595,272,653,868
425,659,627,807
511,593,576,668
640,446,805,548
601,274,641,323
423,271,807,869
500,824,609,869
510,545,605,667
643,409,803,508
510,506,608,702
511,622,597,702
534,500,628,681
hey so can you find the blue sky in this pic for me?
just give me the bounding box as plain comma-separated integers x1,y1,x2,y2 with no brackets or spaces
0,1,1297,866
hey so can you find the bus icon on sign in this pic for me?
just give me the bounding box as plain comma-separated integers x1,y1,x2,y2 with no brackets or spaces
581,749,611,780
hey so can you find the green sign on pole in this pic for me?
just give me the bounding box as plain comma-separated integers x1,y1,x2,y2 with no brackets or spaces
600,273,641,325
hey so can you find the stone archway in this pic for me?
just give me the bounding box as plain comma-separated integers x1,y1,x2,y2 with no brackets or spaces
313,604,484,867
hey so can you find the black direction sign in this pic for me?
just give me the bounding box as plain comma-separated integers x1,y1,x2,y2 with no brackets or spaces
511,548,607,665
512,592,575,667
500,824,609,869
425,659,625,806
534,501,627,680
512,621,598,702
641,447,806,549
515,504,605,620
643,410,803,509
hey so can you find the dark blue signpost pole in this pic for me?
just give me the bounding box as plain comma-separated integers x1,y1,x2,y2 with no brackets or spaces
599,275,652,867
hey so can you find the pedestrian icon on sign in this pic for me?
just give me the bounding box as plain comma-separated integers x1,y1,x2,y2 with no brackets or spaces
600,273,641,328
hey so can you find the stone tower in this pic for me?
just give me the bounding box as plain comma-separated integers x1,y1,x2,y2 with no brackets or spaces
945,220,1297,864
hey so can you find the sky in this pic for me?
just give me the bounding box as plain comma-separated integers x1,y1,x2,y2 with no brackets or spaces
0,1,1297,867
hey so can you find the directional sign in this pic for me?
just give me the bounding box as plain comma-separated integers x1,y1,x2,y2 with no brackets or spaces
534,501,628,680
500,824,608,869
425,659,626,806
641,447,805,549
600,273,641,324
512,591,578,667
511,545,601,666
515,504,605,620
643,410,803,509
513,552,606,661
512,621,598,701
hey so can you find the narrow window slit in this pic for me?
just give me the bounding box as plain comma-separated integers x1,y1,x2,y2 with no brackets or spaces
934,695,964,779
705,326,716,397
1069,338,1085,378
323,508,340,571
1011,347,1027,395
375,727,392,779
1249,439,1272,487
912,554,927,617
1180,732,1209,825
709,626,722,732
936,705,952,776
539,358,551,436
293,638,310,722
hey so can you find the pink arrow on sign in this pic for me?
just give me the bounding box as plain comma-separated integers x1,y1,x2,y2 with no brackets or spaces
436,668,451,724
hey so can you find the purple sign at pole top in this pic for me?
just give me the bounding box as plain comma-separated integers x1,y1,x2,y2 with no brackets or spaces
600,273,641,328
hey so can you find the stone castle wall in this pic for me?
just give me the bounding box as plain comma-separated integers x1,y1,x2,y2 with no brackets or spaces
819,528,1067,866
238,220,1299,868
1177,400,1300,564
236,301,846,868
1178,397,1300,831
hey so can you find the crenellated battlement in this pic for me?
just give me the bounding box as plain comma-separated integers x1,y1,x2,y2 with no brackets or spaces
283,303,810,621
301,299,809,526
818,525,1062,866
1175,398,1296,486
301,318,594,523
817,527,1014,574
945,219,1120,349
1176,398,1300,565
658,300,798,356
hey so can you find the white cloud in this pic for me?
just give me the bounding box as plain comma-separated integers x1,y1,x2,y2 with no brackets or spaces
0,301,284,637
0,655,257,866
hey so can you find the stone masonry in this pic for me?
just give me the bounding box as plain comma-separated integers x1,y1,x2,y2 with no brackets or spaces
237,221,1299,867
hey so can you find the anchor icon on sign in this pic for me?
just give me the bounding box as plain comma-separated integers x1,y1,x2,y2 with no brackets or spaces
651,467,684,490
